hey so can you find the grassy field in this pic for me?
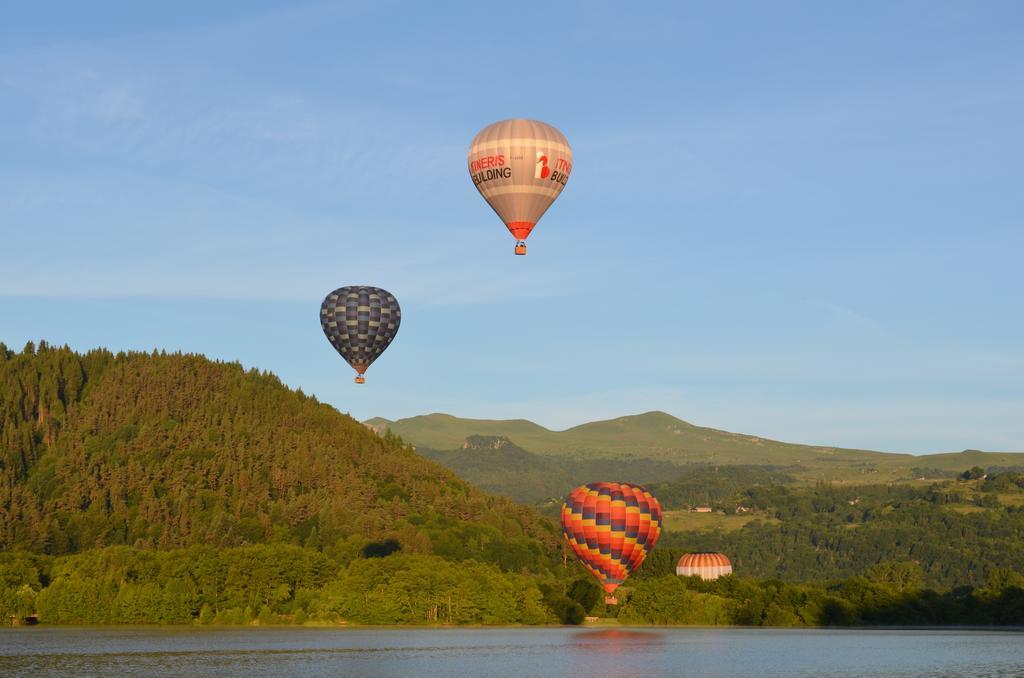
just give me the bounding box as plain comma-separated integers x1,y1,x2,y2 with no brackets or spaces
660,511,778,533
948,505,987,514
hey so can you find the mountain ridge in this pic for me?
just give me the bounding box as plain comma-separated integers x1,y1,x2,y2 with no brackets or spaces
366,411,1024,483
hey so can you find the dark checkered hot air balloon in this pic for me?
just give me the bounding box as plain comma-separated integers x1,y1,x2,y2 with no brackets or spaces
561,482,663,605
320,286,401,384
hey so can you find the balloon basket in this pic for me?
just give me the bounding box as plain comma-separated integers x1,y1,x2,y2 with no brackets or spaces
605,595,618,606
354,375,366,384
514,242,527,255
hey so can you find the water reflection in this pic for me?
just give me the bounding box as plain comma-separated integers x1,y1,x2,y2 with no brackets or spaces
571,628,664,654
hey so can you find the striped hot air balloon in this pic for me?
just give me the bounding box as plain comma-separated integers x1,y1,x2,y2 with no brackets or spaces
467,119,573,255
561,482,662,605
320,286,401,384
676,552,733,580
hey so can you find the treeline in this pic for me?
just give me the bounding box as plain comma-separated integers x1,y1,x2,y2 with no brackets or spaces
0,545,598,625
654,480,1024,589
620,566,1024,626
6,545,1023,627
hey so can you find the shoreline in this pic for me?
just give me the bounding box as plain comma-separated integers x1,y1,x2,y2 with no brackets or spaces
6,623,1024,632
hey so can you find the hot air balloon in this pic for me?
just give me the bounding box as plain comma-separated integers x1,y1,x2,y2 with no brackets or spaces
561,482,662,605
320,286,400,384
467,118,573,255
676,552,733,581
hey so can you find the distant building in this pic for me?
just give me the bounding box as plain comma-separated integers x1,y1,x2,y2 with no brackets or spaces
691,506,713,513
7,614,38,626
677,553,733,580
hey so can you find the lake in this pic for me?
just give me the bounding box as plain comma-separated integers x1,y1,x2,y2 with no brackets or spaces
2,626,1023,677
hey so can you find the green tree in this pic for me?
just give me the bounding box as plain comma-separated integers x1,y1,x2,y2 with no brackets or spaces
866,562,925,593
567,577,601,614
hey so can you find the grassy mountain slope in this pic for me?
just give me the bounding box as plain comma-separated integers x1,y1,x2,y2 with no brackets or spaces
367,414,555,452
369,412,1024,483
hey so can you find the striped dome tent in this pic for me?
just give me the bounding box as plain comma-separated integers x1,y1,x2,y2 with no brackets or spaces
676,552,733,580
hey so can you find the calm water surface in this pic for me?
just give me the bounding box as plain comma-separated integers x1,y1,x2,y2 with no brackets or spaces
2,626,1023,677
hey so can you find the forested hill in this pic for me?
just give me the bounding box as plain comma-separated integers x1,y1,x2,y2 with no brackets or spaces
0,342,557,557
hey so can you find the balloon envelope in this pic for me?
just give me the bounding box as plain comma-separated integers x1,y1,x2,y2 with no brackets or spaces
467,119,572,252
561,482,663,597
676,552,733,580
320,286,401,382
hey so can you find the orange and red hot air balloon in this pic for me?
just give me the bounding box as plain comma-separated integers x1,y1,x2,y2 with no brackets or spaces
561,482,663,605
467,119,573,255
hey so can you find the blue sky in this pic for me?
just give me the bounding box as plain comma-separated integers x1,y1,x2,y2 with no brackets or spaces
1,1,1022,453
